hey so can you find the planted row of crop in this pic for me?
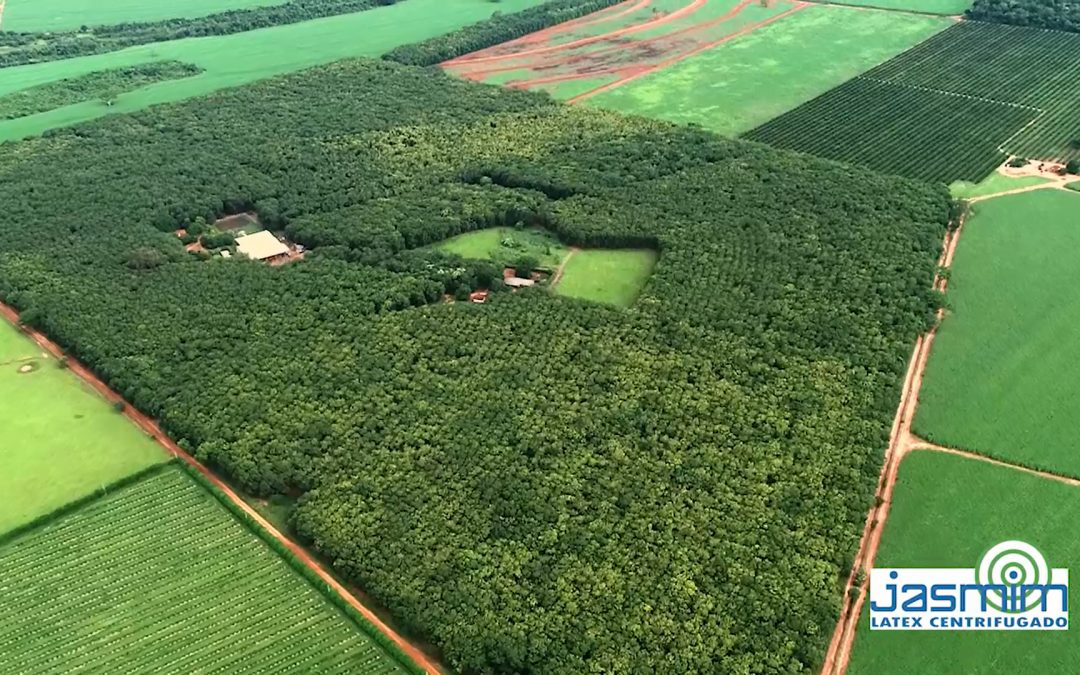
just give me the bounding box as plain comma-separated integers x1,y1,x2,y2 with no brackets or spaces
0,468,406,675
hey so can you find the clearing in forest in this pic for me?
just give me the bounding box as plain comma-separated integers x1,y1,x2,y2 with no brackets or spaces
0,0,549,142
583,5,948,136
846,450,1080,674
0,465,410,674
434,226,570,270
553,248,658,307
915,189,1080,477
0,0,288,32
745,22,1080,183
0,319,166,534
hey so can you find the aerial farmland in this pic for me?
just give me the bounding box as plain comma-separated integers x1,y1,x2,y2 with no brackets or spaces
2,0,1078,673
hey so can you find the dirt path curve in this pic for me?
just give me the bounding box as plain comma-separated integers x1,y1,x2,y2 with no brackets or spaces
0,301,444,675
446,0,708,67
549,246,580,287
968,178,1080,203
819,220,963,675
910,439,1080,488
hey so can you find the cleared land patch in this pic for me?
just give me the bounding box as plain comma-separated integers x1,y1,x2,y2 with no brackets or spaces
846,450,1080,674
0,0,290,32
745,22,1080,183
0,319,166,535
0,0,548,142
916,190,1080,477
434,226,570,270
0,465,408,673
585,6,948,136
553,248,658,306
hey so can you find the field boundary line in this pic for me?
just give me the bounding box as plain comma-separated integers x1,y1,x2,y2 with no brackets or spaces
909,441,1080,488
855,75,1043,112
820,217,964,675
549,246,580,287
0,300,444,675
802,0,965,18
995,108,1047,153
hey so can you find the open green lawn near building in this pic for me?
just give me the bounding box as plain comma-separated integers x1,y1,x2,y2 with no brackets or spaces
0,0,547,142
847,450,1079,674
554,249,657,307
585,6,948,137
1,0,288,32
0,466,408,673
0,320,166,534
949,172,1053,199
916,190,1080,477
434,226,570,270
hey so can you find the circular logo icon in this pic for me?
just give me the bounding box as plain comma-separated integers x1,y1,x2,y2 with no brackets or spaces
976,541,1050,613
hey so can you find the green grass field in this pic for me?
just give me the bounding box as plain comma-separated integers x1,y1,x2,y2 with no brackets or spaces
0,0,289,32
0,320,166,534
585,6,948,136
0,0,548,142
847,450,1080,674
949,172,1053,199
0,466,407,673
806,0,972,15
434,226,570,269
554,249,658,307
916,190,1080,477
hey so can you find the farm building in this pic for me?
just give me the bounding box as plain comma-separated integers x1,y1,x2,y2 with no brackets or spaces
504,277,536,288
236,231,289,262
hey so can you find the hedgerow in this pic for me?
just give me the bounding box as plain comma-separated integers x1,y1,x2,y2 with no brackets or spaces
0,59,950,673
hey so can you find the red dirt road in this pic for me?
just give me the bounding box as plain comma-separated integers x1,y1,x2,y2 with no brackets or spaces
0,301,443,675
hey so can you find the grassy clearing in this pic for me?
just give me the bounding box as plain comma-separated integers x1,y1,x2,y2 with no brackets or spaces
949,172,1053,199
434,226,570,269
0,320,166,534
553,248,657,307
0,0,547,142
1,0,289,32
586,6,948,136
916,190,1080,477
0,466,407,673
806,0,973,14
847,450,1080,674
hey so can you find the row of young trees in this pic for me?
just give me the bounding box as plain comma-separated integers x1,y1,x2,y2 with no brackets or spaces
968,0,1080,33
0,60,951,673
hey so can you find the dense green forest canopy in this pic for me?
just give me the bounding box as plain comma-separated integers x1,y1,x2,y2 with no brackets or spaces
968,0,1080,33
0,60,950,673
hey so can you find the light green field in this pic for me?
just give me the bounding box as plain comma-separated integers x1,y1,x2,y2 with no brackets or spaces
0,466,408,673
554,249,658,307
1,0,288,32
949,172,1053,199
916,190,1080,477
847,450,1080,674
585,6,948,136
0,0,547,142
435,226,570,269
0,320,166,534
808,0,973,15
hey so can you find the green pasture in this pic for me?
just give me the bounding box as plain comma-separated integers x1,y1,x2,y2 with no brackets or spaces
0,0,288,32
0,320,166,534
585,6,948,136
554,248,657,307
0,0,547,142
949,172,1053,199
847,450,1080,674
916,190,1080,477
0,467,407,673
434,226,570,269
806,0,972,14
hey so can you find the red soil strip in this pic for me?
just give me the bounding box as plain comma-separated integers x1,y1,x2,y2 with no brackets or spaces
446,0,709,67
567,3,807,103
0,301,444,675
548,247,580,287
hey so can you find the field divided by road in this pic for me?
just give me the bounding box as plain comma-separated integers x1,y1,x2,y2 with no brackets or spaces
0,0,548,142
0,318,166,535
746,22,1080,183
0,0,288,32
846,450,1080,674
915,189,1080,478
0,465,409,674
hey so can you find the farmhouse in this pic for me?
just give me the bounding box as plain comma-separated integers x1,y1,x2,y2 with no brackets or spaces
236,231,289,263
504,277,535,288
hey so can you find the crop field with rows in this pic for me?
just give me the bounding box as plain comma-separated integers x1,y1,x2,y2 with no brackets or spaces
745,22,1080,183
0,466,407,675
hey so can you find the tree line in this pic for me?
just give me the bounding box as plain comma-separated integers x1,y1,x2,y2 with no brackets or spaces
968,0,1080,33
0,59,951,673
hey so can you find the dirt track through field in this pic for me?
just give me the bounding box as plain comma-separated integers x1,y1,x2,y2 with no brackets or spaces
549,246,580,287
0,1,6,30
0,301,444,675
